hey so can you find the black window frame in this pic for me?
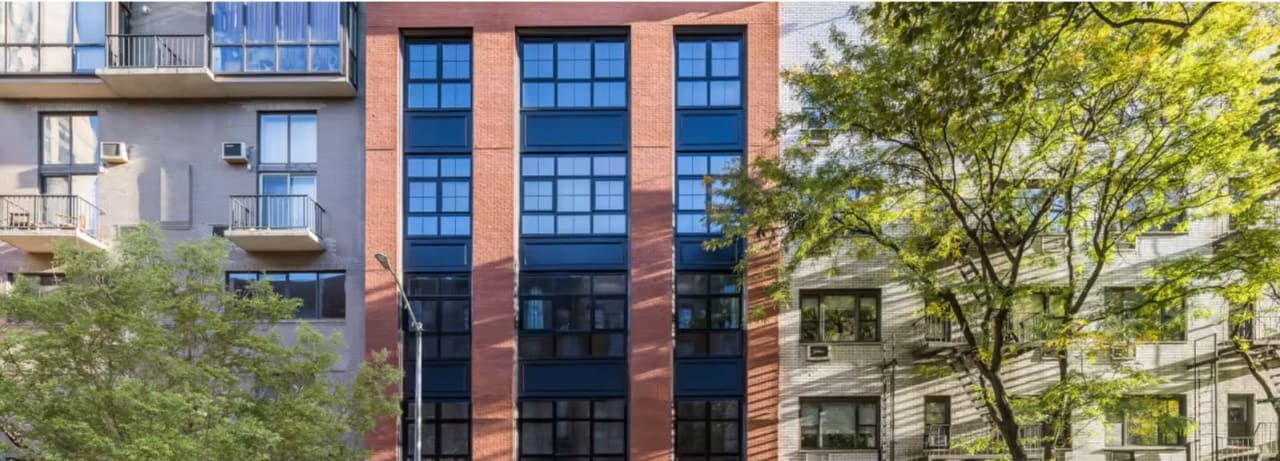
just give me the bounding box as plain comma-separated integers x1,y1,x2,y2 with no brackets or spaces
518,36,629,109
675,272,743,358
674,152,740,236
225,270,346,319
923,396,951,449
405,155,473,238
799,397,879,450
517,273,628,360
675,398,742,460
403,37,472,110
520,154,628,236
675,35,743,109
1106,395,1187,447
518,398,627,460
1106,287,1186,342
403,273,471,361
400,399,471,461
799,290,882,343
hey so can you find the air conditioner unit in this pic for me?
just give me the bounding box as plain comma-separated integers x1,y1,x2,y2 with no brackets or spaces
222,142,248,164
806,344,831,362
101,142,128,164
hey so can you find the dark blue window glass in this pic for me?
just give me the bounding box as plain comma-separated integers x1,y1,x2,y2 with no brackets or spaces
518,274,627,359
405,40,471,110
406,156,472,237
520,38,627,108
676,153,739,235
521,155,627,235
676,272,743,357
676,37,742,108
400,401,471,461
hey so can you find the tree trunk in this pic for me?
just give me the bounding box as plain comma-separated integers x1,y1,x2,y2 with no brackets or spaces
1234,346,1280,456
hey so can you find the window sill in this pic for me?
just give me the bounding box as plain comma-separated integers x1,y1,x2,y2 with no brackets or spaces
258,318,346,325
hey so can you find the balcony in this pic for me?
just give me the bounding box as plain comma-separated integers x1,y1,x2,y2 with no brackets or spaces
0,195,106,253
224,195,326,252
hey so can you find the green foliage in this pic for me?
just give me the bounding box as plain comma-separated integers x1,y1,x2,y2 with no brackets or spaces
0,225,401,461
714,2,1279,457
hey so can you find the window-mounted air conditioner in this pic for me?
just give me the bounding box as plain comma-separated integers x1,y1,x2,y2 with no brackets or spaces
101,142,128,164
222,142,248,164
806,344,831,362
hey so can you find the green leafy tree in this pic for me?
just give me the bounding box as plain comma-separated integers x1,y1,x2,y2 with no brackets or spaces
715,3,1279,459
0,226,401,461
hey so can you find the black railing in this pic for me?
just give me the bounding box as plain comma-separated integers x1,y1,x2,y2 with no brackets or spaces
228,195,324,235
0,195,103,237
107,34,207,69
925,424,951,449
925,315,953,342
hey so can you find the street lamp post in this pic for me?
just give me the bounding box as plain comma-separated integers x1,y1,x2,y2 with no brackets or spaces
374,252,423,461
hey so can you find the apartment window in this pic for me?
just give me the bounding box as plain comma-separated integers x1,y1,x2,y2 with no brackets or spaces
210,2,343,73
800,291,880,343
1106,287,1185,342
1015,184,1067,233
227,271,345,319
401,401,470,461
518,273,626,359
41,113,98,166
34,113,100,234
676,399,741,460
404,274,470,360
518,399,626,460
1105,396,1186,446
675,272,742,357
676,37,741,107
405,40,470,109
1124,187,1187,233
800,398,878,450
406,157,471,237
521,155,627,235
259,113,317,165
0,2,105,73
1012,290,1067,341
520,38,626,108
924,396,951,449
6,273,62,296
675,153,738,234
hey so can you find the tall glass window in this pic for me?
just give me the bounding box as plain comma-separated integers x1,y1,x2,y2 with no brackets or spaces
211,2,343,73
675,153,737,235
226,271,346,319
519,399,626,460
406,156,471,237
521,155,626,235
38,113,100,233
0,2,105,73
676,37,741,107
404,274,471,361
401,401,470,461
405,40,470,109
520,38,626,108
675,272,742,358
676,399,741,460
518,273,626,360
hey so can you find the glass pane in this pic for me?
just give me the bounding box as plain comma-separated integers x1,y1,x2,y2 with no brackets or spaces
676,421,707,453
407,216,438,236
408,181,437,212
7,2,37,44
594,42,625,78
440,422,468,455
522,82,554,108
710,421,739,453
74,2,105,43
212,2,243,44
677,298,707,329
556,215,590,234
259,115,289,163
556,179,591,212
710,41,739,77
710,297,740,329
522,215,554,235
310,45,340,72
289,114,318,163
213,46,243,73
319,273,345,318
440,335,469,358
408,83,439,109
308,2,340,41
678,155,708,175
245,3,275,43
278,45,307,72
556,334,588,358
74,45,104,72
278,3,307,42
556,82,590,107
521,422,554,454
41,2,72,44
441,83,471,108
555,420,591,454
441,182,469,212
441,300,469,332
593,156,626,176
820,402,857,449
677,41,706,77
593,81,626,107
523,181,553,211
522,157,555,176
408,158,438,177
39,46,71,72
556,42,590,79
518,335,553,359
289,272,318,318
522,401,554,418
677,81,708,107
246,46,274,71
709,80,741,106
594,180,624,210
41,115,70,164
556,156,590,175
523,300,548,329
408,44,437,79
708,156,739,175
522,43,553,78
441,43,470,79
70,115,97,164
441,158,470,177
440,215,470,236
594,421,625,454
822,295,857,341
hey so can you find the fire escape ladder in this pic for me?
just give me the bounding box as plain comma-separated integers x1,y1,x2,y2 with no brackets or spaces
1193,334,1221,461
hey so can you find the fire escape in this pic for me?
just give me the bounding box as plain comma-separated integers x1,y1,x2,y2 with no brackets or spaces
1193,308,1280,461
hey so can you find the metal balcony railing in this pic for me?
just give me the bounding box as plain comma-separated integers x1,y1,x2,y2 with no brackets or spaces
925,424,951,449
1226,422,1278,449
924,315,953,342
0,195,103,237
229,195,324,235
107,34,207,69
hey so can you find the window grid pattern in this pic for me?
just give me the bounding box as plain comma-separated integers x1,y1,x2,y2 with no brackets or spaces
404,274,470,361
675,153,738,235
405,40,471,109
406,156,472,237
675,273,742,358
521,155,627,236
210,2,343,74
676,37,741,107
519,399,626,460
675,399,742,460
800,291,880,343
258,113,317,165
1105,396,1186,446
226,271,346,319
799,398,879,450
41,113,99,166
518,274,627,360
401,400,470,461
0,2,106,73
521,38,626,108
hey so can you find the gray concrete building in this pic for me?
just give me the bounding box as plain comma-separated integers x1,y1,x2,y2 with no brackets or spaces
779,3,1279,461
0,1,367,386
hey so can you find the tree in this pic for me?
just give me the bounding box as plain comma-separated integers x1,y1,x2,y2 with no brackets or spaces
0,226,401,461
714,3,1280,459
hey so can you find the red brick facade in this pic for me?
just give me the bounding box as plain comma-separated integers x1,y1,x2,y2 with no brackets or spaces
363,3,778,460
